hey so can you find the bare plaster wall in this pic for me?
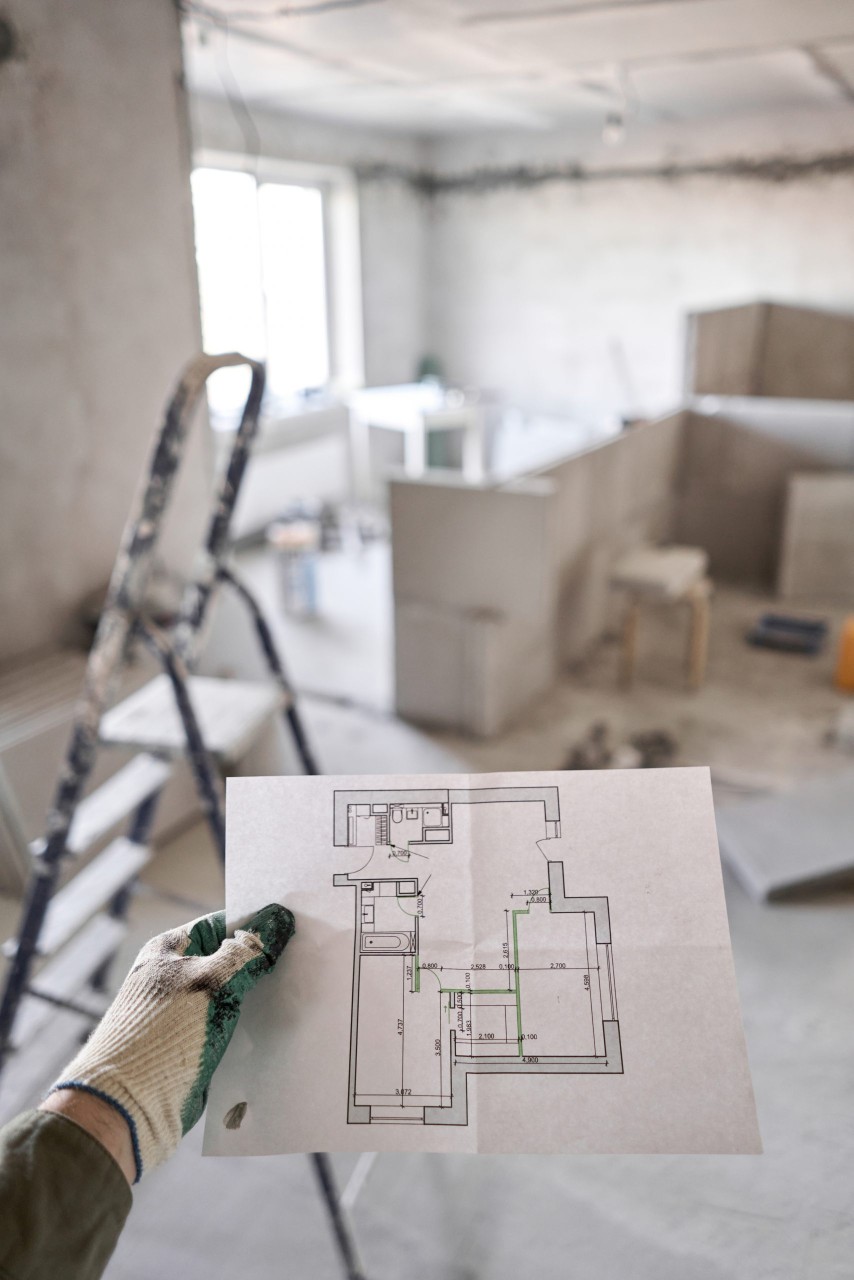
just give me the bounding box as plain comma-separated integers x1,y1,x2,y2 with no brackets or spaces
190,96,430,388
424,107,854,424
189,102,854,419
0,0,207,665
670,411,828,587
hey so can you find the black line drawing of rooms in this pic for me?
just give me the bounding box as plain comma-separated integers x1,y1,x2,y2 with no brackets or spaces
333,786,622,1126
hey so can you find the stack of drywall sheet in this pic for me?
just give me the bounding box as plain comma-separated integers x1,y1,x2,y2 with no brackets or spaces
716,771,854,899
390,413,684,736
778,472,854,602
688,302,854,401
669,411,824,586
391,477,556,736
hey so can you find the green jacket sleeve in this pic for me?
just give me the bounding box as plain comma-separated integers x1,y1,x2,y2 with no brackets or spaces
0,1109,132,1280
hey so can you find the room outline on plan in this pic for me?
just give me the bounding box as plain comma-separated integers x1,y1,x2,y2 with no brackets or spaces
332,785,623,1126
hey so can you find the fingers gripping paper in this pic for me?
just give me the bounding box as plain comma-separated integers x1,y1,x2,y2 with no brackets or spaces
204,769,760,1156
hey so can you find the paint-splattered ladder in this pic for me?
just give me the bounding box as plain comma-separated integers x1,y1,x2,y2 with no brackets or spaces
0,353,317,1080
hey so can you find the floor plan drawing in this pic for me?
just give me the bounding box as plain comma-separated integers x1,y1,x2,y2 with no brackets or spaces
332,786,623,1127
207,769,761,1157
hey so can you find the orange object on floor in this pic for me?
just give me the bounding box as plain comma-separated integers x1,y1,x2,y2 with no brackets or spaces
836,616,854,691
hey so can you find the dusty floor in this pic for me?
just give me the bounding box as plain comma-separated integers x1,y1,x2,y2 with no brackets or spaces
237,541,853,790
2,542,853,1278
433,582,853,790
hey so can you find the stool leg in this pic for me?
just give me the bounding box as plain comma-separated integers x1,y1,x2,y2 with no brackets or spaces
620,599,640,689
688,589,709,690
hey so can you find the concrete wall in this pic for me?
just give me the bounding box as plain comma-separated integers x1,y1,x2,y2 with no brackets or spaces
544,414,683,664
424,107,854,424
189,101,854,421
390,405,847,734
670,411,828,586
227,403,351,540
777,473,854,603
0,0,208,665
391,413,683,735
190,97,429,388
391,474,557,735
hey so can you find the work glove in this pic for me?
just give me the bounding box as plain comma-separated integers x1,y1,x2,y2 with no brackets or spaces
47,904,294,1182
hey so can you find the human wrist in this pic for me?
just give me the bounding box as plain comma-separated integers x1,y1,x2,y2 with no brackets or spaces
40,1087,137,1185
41,904,294,1181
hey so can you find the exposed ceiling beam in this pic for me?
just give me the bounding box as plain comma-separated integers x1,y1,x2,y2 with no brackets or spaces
181,0,854,133
191,18,854,90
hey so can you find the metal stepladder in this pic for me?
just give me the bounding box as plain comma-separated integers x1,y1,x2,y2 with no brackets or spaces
0,353,368,1280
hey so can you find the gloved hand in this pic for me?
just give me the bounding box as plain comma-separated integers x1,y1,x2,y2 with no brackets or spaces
46,904,294,1183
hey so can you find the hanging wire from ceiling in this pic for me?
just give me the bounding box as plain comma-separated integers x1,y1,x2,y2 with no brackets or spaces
181,0,381,164
180,0,384,24
211,13,262,167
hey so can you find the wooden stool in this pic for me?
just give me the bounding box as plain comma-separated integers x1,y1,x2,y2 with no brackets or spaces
611,546,712,691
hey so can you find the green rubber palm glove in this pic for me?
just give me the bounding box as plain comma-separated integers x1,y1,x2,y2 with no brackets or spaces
48,904,294,1182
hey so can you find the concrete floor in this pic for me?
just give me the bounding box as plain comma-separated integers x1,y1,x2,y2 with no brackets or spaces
3,542,854,1278
103,870,854,1280
434,583,853,788
235,541,853,790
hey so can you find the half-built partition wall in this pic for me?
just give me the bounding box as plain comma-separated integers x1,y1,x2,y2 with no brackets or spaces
391,406,839,736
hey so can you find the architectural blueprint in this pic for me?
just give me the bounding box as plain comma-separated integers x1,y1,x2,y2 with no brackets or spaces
333,786,621,1128
204,769,761,1157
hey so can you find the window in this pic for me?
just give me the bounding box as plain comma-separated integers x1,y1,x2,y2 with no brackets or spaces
191,166,332,425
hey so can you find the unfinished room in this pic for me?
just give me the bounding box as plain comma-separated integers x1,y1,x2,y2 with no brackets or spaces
1,1,853,1277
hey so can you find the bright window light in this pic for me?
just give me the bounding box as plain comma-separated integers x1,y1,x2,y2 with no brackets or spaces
191,167,331,426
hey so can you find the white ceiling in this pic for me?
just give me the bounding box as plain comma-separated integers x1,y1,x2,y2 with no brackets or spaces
181,0,854,135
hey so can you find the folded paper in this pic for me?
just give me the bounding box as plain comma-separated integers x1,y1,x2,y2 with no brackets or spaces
204,768,760,1156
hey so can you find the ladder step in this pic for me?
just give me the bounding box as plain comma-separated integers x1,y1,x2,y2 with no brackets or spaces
0,1007,98,1125
64,754,172,856
99,674,284,764
11,993,109,1065
11,914,126,1051
4,838,150,959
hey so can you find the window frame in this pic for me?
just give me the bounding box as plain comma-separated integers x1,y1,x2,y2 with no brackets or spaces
191,148,365,418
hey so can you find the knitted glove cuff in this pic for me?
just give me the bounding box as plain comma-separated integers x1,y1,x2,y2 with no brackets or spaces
47,1081,145,1183
46,905,294,1182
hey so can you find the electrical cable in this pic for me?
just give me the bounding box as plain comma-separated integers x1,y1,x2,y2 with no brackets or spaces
212,12,261,169
180,0,383,25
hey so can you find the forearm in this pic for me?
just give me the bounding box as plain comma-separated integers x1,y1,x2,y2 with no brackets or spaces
0,903,292,1279
39,1089,136,1185
0,1108,132,1280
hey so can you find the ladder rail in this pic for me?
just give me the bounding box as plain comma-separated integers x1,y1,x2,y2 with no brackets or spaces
216,564,319,776
0,351,354,1277
135,622,226,859
172,361,265,664
42,352,262,871
311,1152,368,1280
0,354,264,1065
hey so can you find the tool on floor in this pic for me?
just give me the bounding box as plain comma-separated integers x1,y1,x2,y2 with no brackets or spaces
564,721,677,770
747,612,828,655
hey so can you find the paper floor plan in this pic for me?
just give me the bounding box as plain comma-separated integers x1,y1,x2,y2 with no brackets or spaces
333,786,623,1126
